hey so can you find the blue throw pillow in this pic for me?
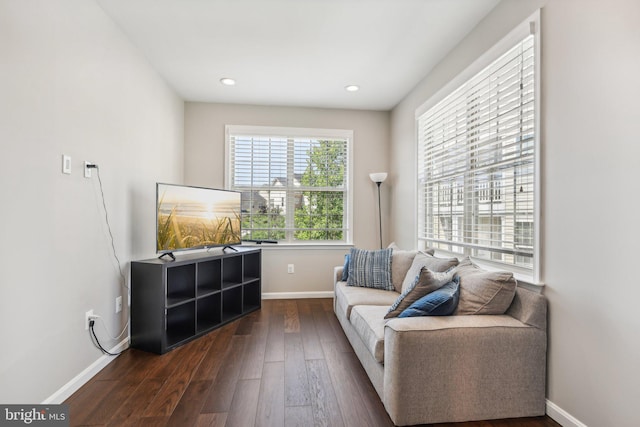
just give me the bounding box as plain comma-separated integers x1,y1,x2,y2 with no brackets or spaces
341,253,350,281
398,278,460,317
347,247,393,291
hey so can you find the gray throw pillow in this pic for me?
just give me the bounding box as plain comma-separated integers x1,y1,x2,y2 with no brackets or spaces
385,268,454,319
452,259,517,315
347,248,394,291
400,252,459,293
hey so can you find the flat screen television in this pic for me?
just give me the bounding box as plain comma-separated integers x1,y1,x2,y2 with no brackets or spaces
156,183,242,256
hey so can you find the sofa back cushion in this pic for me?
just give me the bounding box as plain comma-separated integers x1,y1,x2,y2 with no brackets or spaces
390,249,418,293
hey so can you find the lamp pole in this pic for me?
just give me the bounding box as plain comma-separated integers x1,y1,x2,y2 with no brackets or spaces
369,172,387,249
376,181,382,249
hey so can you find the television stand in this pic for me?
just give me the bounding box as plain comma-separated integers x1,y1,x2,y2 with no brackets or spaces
158,252,175,261
222,245,238,252
131,248,262,354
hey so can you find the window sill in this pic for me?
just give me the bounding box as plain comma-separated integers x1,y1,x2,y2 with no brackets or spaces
240,242,353,251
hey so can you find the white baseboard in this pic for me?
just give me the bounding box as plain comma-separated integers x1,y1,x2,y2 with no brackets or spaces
546,399,587,427
42,338,129,404
262,291,334,300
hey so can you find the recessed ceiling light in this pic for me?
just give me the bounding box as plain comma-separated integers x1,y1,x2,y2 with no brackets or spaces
220,78,236,86
345,85,360,92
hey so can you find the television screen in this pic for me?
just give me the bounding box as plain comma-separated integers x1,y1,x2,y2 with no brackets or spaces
156,183,242,253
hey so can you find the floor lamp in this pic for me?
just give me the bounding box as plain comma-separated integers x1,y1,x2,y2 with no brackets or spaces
369,172,387,249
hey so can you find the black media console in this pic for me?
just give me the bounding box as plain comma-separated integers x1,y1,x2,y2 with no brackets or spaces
130,247,261,354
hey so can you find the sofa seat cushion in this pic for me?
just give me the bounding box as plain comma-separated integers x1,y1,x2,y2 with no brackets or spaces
335,281,399,320
384,313,529,333
349,305,389,363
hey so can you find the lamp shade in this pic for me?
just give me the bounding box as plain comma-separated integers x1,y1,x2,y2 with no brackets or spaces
369,172,388,183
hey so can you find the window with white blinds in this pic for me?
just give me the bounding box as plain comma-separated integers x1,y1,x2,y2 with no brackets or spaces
417,18,539,277
226,125,352,244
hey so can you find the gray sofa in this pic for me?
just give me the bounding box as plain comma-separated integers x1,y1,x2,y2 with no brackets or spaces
333,255,547,426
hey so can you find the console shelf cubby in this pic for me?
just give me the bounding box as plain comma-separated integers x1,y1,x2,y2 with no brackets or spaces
131,248,261,354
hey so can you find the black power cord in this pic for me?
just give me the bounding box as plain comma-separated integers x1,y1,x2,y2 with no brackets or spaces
89,320,128,356
86,164,130,355
89,165,128,290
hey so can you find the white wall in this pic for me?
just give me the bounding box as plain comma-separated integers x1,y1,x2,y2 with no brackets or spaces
0,0,183,403
542,1,640,425
185,102,390,294
390,0,640,426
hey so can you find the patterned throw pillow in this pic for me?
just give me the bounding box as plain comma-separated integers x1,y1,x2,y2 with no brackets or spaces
398,278,460,317
347,248,393,291
385,268,454,319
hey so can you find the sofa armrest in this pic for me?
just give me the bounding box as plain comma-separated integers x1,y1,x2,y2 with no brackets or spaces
333,266,344,312
507,287,547,330
383,315,546,425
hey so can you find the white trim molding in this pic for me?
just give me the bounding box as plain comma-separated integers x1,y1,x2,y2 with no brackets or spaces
262,291,334,300
42,338,129,404
546,399,588,427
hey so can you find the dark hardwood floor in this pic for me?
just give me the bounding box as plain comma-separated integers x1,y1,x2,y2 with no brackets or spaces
66,299,560,427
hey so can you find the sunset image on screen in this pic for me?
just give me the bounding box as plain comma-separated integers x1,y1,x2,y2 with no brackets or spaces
157,184,241,252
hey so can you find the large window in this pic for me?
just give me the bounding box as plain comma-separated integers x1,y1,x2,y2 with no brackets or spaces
417,14,540,280
226,125,352,244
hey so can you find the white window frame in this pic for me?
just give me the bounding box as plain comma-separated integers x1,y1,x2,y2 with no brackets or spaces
225,125,354,246
415,11,541,284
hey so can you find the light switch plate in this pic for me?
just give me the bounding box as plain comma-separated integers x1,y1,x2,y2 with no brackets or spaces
62,155,71,174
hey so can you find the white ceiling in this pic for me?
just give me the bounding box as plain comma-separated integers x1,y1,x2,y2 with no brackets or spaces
96,0,500,111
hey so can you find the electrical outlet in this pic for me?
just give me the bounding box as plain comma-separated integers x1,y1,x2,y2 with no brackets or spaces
115,296,122,314
287,264,294,274
84,161,93,178
85,309,94,330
